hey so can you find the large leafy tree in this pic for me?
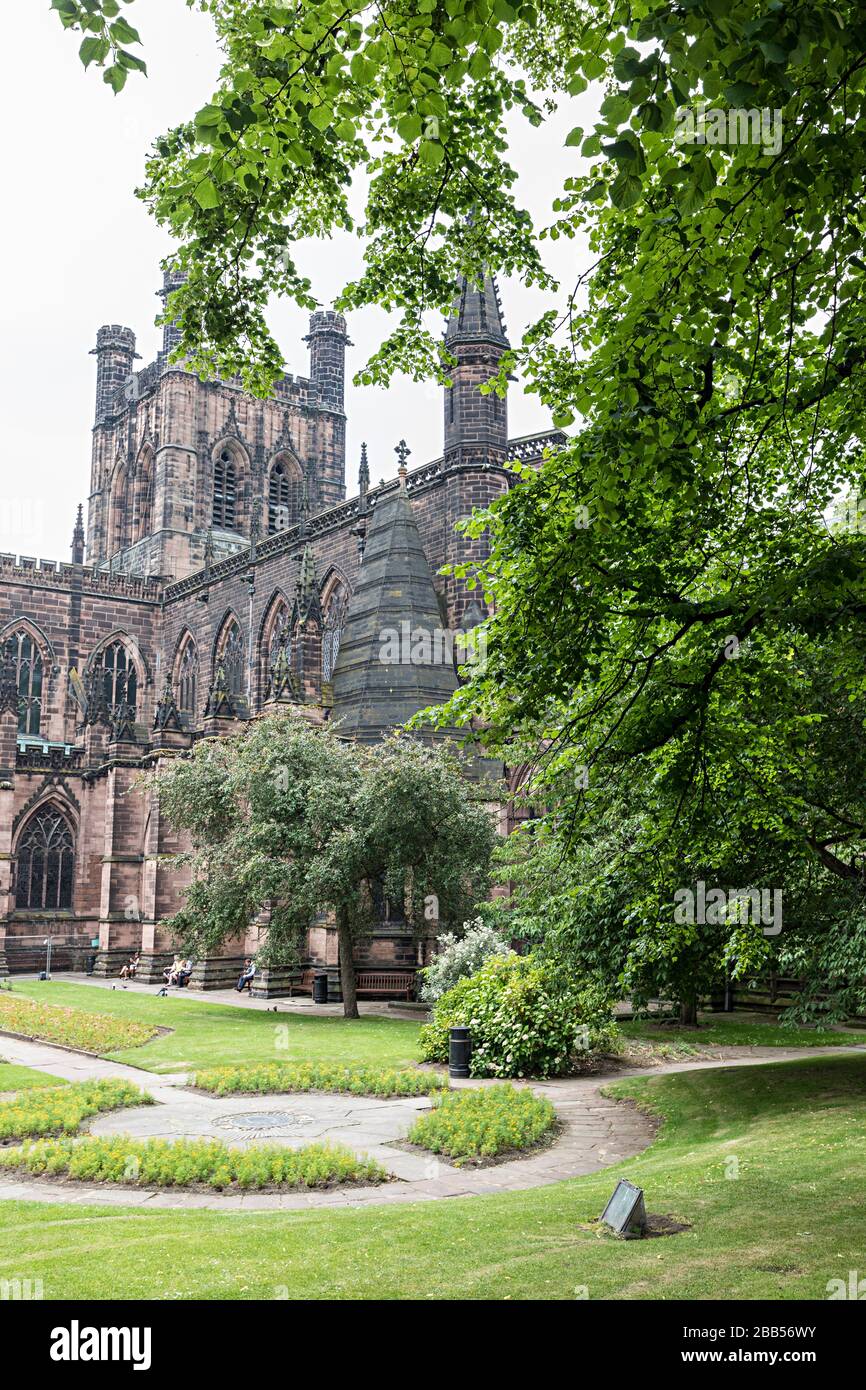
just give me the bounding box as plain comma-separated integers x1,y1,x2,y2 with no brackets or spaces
147,716,494,1016
59,1,866,1010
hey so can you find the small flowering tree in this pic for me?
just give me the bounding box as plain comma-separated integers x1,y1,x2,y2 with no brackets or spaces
418,918,512,1003
145,715,494,1018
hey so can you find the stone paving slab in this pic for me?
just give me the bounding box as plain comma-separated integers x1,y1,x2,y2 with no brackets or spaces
1,1028,863,1212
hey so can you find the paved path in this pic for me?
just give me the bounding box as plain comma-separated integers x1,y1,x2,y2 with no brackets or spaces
1,1033,863,1211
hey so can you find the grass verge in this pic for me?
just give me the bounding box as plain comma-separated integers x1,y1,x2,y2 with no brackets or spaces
8,982,420,1073
0,1062,67,1093
621,1013,863,1049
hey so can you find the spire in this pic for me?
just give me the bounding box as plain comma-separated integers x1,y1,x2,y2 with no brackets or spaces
445,273,509,348
296,542,318,602
330,483,458,742
71,503,85,565
358,442,370,494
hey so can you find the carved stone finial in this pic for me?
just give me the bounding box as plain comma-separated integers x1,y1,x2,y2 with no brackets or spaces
395,439,411,487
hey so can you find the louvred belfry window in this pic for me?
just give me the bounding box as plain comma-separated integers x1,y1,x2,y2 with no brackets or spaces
213,449,238,529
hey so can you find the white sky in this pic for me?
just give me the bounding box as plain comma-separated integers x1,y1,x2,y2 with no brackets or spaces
1,3,598,561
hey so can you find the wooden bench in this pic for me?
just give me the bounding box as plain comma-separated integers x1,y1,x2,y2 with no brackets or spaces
356,971,414,1000
287,969,315,997
286,968,414,1000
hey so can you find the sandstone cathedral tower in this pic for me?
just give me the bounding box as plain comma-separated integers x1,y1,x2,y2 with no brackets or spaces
0,269,560,997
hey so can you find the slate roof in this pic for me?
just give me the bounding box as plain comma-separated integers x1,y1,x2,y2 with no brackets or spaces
330,478,458,741
445,273,509,347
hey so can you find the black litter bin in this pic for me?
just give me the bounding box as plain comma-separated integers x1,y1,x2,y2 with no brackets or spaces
85,954,97,976
449,1026,471,1079
312,972,329,1004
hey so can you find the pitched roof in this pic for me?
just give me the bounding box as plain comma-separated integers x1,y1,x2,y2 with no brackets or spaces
330,482,458,740
445,273,509,347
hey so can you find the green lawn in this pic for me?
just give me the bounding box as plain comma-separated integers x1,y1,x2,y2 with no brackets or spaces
0,1062,66,1092
1,1054,864,1299
8,982,421,1074
622,1013,864,1049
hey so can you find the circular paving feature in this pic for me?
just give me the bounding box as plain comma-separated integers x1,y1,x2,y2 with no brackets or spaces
215,1110,315,1136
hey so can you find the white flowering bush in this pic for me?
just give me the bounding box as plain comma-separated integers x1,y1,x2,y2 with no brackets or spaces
418,953,618,1078
418,918,512,1003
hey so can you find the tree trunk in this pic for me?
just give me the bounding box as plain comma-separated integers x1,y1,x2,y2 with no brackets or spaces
337,906,359,1019
679,994,699,1027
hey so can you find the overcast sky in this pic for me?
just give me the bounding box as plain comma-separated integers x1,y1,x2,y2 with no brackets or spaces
1,3,598,562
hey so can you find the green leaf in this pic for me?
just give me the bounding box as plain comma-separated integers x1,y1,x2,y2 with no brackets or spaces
193,178,220,211
610,170,642,209
419,140,445,168
79,36,110,69
103,63,127,94
108,16,141,45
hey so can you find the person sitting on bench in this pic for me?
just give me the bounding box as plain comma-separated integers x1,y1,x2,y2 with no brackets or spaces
164,956,182,986
236,958,256,993
119,953,140,981
176,958,194,988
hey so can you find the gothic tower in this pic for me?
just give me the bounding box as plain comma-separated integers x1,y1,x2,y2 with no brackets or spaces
443,274,509,468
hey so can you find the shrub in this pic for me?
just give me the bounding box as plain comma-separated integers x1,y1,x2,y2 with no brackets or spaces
0,1136,386,1190
418,953,618,1078
407,1084,555,1164
0,994,156,1053
193,1061,447,1097
0,1080,151,1142
418,917,513,1003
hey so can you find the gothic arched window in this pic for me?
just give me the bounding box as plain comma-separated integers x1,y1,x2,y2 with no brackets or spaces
213,449,238,529
322,582,349,681
96,640,138,719
268,456,302,533
15,807,75,910
135,451,154,541
218,620,245,696
2,628,44,736
268,461,290,533
175,636,198,715
111,463,133,554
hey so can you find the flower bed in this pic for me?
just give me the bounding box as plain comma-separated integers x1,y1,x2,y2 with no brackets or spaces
407,1084,557,1165
0,994,157,1054
0,1080,151,1142
0,1135,387,1191
192,1060,447,1098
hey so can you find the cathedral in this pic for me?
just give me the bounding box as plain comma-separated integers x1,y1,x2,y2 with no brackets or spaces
0,269,560,998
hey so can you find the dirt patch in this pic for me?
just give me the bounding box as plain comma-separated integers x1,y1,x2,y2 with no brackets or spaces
580,1213,692,1239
